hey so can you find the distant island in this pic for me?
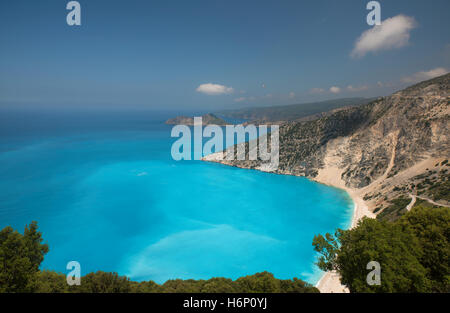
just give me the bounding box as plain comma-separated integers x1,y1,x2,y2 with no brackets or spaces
165,113,228,126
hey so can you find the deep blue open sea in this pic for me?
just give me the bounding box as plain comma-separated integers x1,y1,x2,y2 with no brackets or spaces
0,109,353,285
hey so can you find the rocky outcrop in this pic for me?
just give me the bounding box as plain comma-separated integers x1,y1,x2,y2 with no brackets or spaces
165,113,228,126
204,74,450,213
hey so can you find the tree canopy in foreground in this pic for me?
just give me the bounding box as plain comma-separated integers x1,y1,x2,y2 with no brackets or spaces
0,222,318,293
313,205,450,292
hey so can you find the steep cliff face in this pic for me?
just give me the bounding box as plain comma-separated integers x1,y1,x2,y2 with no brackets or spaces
340,75,449,188
205,74,450,215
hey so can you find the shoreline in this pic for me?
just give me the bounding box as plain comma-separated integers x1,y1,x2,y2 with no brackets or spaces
313,190,370,293
312,165,375,293
203,154,374,293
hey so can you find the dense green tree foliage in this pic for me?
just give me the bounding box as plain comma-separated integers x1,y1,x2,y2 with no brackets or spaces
0,221,49,292
35,270,69,293
235,272,315,293
398,206,450,292
0,222,318,293
313,206,450,292
30,271,319,293
74,271,133,293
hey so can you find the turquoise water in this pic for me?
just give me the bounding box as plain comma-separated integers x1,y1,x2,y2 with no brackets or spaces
0,110,353,285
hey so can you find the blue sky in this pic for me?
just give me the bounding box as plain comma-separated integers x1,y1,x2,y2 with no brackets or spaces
0,0,449,110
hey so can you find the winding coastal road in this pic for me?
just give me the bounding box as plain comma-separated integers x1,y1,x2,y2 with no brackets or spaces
407,194,450,210
406,194,416,211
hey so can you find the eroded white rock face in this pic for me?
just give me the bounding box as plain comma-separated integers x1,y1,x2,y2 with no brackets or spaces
203,74,450,212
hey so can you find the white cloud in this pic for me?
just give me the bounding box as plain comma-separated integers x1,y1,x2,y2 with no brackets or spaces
329,86,341,94
310,88,325,94
347,85,368,92
351,15,417,58
402,67,449,83
196,83,234,95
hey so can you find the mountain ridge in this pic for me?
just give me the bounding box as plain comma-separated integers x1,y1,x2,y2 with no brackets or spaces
165,113,228,126
217,97,373,123
204,74,450,219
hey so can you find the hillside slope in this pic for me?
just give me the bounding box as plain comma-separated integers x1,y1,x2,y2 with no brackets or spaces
218,98,372,123
205,74,450,219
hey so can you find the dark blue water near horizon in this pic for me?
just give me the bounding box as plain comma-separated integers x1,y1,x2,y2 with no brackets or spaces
0,108,353,285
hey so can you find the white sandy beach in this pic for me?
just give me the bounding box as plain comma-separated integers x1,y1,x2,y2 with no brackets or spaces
204,140,381,293
204,150,375,293
313,190,372,293
313,154,375,293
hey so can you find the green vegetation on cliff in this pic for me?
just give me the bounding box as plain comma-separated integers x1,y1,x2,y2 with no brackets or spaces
376,197,411,222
